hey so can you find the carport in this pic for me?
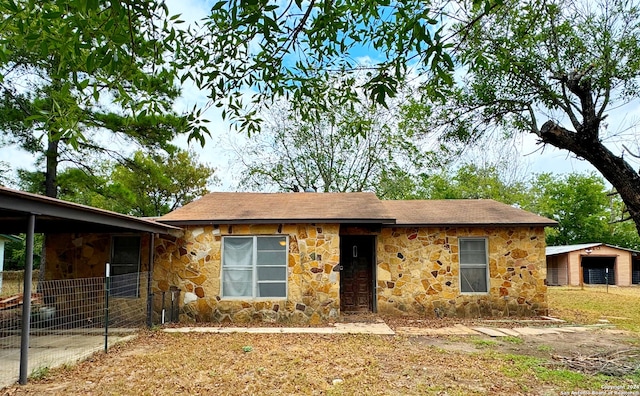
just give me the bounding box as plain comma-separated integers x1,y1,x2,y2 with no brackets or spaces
0,186,176,384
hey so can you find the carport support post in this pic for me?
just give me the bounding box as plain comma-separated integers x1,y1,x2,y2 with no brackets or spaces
104,263,110,353
19,214,35,385
146,233,155,328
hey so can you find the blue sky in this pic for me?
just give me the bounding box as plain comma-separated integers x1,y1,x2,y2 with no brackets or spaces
0,0,620,192
161,0,602,189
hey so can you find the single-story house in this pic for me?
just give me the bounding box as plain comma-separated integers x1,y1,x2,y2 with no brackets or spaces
152,192,555,323
5,188,556,324
546,243,640,286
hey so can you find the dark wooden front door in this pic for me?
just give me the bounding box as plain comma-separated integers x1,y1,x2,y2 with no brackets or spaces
340,236,375,312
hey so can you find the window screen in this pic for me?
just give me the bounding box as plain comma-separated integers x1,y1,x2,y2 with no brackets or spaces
222,236,287,298
110,236,141,298
459,238,488,293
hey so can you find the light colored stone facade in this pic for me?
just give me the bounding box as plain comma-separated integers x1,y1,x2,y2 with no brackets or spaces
152,224,341,324
376,226,548,317
43,224,549,324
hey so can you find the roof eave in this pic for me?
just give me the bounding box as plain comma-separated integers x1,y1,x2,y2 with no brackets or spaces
1,188,179,234
384,222,558,228
159,218,397,226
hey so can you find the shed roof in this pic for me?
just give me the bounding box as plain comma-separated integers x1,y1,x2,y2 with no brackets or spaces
158,192,396,225
546,243,640,256
0,186,178,234
381,199,557,227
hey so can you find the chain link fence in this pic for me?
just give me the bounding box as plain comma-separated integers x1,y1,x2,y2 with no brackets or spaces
0,271,150,388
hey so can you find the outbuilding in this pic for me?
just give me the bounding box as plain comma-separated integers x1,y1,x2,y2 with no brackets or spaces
546,243,640,286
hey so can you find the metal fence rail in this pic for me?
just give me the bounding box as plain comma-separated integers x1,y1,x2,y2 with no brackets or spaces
0,271,149,388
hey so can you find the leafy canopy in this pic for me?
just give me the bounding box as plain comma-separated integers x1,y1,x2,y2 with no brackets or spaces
179,0,498,133
57,149,218,217
0,0,210,144
232,95,433,198
404,0,640,236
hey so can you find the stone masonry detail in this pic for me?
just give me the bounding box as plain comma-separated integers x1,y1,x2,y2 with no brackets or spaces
152,224,341,324
376,226,548,317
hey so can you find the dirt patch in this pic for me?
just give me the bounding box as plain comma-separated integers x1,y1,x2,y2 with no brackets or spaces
418,328,636,356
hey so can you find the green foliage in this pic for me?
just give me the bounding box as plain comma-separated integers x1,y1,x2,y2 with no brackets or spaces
413,0,640,236
57,149,218,216
526,172,640,248
0,0,206,197
28,366,49,381
412,165,640,247
235,98,433,196
418,163,528,204
0,160,12,186
179,0,495,132
0,0,197,141
4,235,42,270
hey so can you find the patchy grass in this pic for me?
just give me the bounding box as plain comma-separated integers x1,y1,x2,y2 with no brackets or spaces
537,344,554,353
470,337,498,348
548,286,640,332
501,336,523,345
28,366,49,381
4,331,638,396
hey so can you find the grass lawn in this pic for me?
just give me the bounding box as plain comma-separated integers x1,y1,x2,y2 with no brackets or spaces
1,285,639,395
548,285,640,332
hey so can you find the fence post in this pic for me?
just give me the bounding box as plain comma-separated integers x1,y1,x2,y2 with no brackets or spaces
104,263,110,353
169,286,180,323
18,214,35,385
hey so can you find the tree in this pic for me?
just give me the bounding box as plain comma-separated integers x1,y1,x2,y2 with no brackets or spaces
178,0,497,133
526,172,640,248
0,160,10,186
232,99,431,197
57,149,218,217
0,1,207,198
418,163,529,204
414,0,640,236
527,173,612,246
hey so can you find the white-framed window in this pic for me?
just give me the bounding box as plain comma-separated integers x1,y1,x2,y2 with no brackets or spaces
459,238,489,294
110,235,141,298
221,236,288,299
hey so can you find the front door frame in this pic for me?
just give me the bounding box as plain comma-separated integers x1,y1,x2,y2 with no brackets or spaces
339,234,377,313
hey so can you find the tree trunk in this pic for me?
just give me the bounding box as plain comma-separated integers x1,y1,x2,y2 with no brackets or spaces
45,136,59,198
539,121,640,236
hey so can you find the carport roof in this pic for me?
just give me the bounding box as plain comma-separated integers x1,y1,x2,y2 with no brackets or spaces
0,186,178,234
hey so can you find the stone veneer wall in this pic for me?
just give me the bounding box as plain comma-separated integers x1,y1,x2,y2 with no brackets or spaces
376,226,548,317
45,233,151,279
44,233,151,326
152,224,341,324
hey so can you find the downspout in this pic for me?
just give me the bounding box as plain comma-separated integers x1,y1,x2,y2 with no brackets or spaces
146,233,155,328
19,214,35,385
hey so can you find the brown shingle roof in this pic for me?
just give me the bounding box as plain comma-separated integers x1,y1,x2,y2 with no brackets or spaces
381,199,557,227
157,192,396,224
